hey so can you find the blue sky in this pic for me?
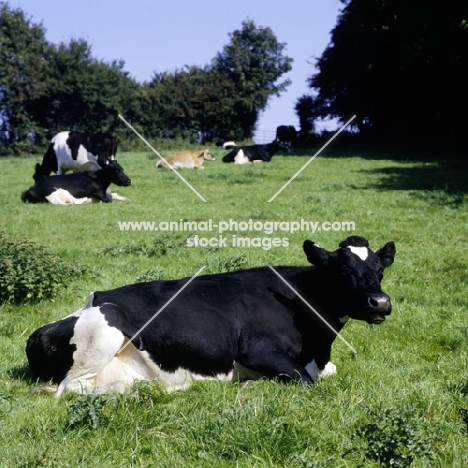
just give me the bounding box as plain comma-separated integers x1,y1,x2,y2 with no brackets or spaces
8,0,342,134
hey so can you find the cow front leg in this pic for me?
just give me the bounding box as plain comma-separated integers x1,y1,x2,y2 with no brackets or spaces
240,352,313,384
93,189,112,202
305,360,337,380
304,344,337,380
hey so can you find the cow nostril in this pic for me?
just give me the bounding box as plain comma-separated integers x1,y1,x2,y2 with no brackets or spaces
368,294,390,311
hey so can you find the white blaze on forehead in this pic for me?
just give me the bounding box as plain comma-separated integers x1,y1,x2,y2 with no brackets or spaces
347,245,369,261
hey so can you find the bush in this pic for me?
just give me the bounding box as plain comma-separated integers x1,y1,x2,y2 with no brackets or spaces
0,231,82,304
348,407,434,467
66,394,119,430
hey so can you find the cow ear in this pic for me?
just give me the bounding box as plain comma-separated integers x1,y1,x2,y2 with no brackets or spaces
376,241,396,268
303,240,331,266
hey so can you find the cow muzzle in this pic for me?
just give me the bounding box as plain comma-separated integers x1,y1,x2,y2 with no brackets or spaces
366,293,392,324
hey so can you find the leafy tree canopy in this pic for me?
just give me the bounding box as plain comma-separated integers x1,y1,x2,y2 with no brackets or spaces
0,6,292,150
297,0,468,150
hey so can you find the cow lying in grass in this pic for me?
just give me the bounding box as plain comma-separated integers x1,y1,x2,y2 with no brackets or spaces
21,160,131,204
26,236,395,395
222,140,285,164
156,148,216,169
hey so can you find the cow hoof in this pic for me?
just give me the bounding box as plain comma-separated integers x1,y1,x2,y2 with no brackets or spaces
305,360,337,380
320,361,337,378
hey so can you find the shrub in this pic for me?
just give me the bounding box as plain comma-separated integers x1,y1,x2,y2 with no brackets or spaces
348,407,434,467
0,231,82,304
66,394,119,430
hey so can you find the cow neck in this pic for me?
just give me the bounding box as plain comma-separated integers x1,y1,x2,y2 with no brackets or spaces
286,265,338,314
95,168,114,190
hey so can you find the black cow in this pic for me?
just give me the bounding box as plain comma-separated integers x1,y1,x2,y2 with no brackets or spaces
21,160,131,204
33,131,118,182
222,140,285,164
26,236,395,395
276,125,297,152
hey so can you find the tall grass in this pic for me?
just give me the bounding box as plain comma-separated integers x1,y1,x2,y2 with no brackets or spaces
0,147,467,466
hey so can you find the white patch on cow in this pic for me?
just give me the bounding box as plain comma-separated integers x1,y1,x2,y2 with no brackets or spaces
156,367,234,393
56,305,126,395
234,149,251,164
45,188,92,205
109,192,129,201
305,360,337,380
54,299,241,395
155,361,266,393
53,131,100,174
56,303,165,395
339,315,350,324
347,245,369,261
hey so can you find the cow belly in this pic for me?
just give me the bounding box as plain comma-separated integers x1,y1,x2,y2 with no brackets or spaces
153,361,265,392
60,159,99,174
170,159,195,169
58,342,265,394
57,144,100,174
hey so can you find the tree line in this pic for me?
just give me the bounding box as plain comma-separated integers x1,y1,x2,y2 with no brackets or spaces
0,4,292,153
1,1,467,155
297,0,468,153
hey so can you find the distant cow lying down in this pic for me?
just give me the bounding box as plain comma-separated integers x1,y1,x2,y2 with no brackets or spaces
156,148,216,169
21,160,131,204
222,140,284,164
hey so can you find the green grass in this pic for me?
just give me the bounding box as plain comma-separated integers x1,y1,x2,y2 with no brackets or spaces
0,146,467,467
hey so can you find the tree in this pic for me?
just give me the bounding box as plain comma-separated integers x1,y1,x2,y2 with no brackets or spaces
0,3,52,148
294,94,318,141
30,39,141,136
0,4,141,150
1,6,293,150
212,19,293,139
144,21,293,142
303,0,468,148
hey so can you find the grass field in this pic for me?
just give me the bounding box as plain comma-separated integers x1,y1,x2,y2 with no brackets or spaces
0,145,467,467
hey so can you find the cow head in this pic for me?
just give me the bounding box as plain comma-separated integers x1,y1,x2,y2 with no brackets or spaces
89,133,118,166
33,163,48,182
268,139,288,153
303,236,396,324
200,149,216,161
104,160,131,187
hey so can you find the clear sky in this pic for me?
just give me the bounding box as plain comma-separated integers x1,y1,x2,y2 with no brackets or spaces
7,0,342,135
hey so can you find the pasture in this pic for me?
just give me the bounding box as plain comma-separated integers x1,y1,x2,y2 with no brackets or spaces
0,146,467,467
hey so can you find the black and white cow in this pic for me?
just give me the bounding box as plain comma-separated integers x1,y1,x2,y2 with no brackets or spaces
26,236,395,395
276,125,297,152
21,160,131,204
222,140,285,164
33,131,118,182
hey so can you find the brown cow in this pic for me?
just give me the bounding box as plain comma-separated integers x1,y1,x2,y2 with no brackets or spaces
156,148,216,169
